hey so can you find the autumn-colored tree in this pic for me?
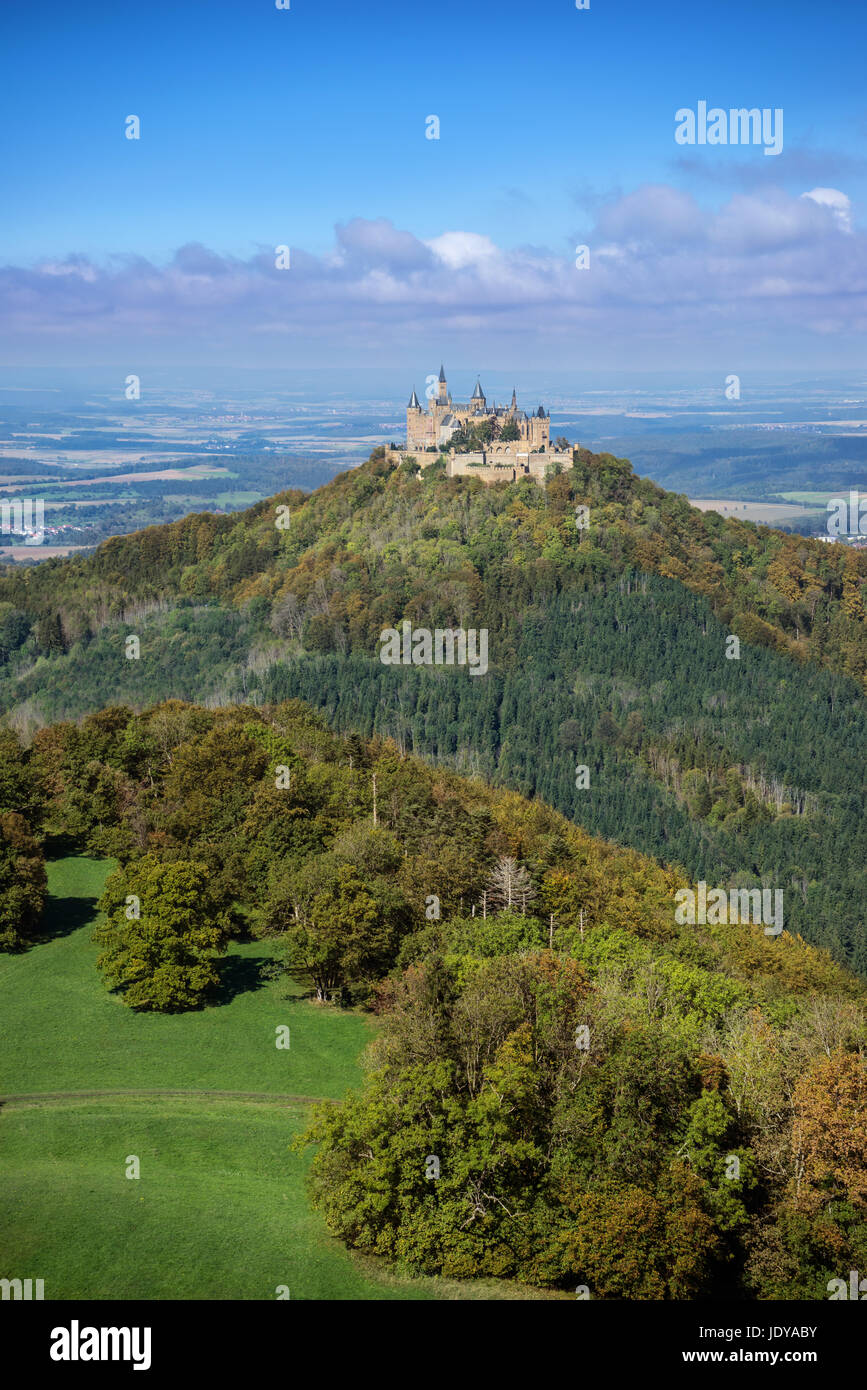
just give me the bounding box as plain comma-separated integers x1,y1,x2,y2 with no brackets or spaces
547,1166,719,1299
793,1051,867,1210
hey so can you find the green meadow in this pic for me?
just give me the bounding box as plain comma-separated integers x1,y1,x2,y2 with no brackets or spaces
779,490,836,505
0,858,369,1100
0,1097,423,1301
0,859,553,1300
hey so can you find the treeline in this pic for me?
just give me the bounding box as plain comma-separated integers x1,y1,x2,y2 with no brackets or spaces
305,933,867,1298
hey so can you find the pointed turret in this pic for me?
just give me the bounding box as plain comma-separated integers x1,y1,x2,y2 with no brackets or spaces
471,378,485,400
408,387,421,409
438,364,446,382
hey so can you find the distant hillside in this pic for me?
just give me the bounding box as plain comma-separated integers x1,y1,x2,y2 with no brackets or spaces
0,447,865,971
587,428,867,502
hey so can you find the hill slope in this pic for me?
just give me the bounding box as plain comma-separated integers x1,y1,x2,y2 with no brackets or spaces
3,701,864,1300
2,445,865,690
0,448,865,970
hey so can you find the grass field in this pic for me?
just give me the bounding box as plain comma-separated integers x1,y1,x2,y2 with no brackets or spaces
0,858,371,1098
780,491,838,504
687,497,825,526
1,1097,427,1300
0,858,554,1300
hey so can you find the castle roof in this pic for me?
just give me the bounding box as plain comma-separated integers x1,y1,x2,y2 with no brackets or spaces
408,387,421,408
471,378,485,400
438,364,447,382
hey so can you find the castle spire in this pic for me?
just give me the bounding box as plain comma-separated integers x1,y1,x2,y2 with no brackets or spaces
438,364,447,382
408,387,421,409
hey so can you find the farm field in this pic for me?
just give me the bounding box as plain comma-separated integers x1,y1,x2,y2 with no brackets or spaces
686,496,825,525
0,545,91,560
0,1096,427,1301
780,490,841,504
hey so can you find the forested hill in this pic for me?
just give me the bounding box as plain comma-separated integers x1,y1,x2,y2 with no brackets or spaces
1,447,865,972
1,444,865,690
2,698,864,1299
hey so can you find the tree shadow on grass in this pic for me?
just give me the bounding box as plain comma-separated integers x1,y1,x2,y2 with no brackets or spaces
36,893,100,945
217,953,273,1004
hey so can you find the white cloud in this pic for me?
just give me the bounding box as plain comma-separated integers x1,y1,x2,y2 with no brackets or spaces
2,187,863,361
426,231,500,270
594,184,706,245
800,187,853,233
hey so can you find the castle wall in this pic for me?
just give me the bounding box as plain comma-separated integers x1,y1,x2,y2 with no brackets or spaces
447,456,521,484
446,449,564,484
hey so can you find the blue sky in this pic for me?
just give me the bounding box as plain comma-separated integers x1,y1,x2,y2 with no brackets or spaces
2,0,866,369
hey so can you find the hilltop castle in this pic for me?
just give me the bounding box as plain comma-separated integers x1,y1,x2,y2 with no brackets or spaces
405,366,571,483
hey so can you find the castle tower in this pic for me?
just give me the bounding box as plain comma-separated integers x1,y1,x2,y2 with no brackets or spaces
437,364,449,404
471,378,486,414
528,404,549,448
406,387,423,449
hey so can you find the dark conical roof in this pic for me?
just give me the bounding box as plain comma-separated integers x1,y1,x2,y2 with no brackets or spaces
438,364,447,382
408,387,421,409
471,378,485,399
